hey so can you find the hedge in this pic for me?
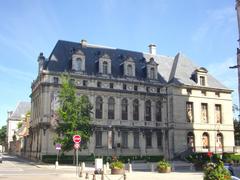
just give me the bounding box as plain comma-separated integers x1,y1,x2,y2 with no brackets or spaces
42,154,164,164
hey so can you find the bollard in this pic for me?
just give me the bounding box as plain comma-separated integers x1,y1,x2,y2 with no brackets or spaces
151,163,154,172
106,162,109,170
79,167,83,177
190,163,194,171
128,163,132,173
55,161,59,169
101,171,104,180
124,174,126,180
103,164,107,174
85,172,89,179
171,163,175,172
82,162,86,172
92,174,96,180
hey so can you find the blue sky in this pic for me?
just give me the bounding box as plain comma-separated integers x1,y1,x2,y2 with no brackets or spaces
0,0,238,126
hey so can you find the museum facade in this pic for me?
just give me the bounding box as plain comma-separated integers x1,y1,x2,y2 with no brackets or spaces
28,39,234,160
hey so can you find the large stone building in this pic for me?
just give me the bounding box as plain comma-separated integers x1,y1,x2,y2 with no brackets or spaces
29,39,234,160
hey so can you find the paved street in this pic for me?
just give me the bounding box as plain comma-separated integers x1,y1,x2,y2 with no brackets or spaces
0,154,204,180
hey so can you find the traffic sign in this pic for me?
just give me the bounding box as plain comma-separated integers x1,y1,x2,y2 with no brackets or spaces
74,143,80,149
55,143,61,150
73,135,81,143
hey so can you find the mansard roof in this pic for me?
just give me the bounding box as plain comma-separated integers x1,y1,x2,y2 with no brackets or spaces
43,40,230,90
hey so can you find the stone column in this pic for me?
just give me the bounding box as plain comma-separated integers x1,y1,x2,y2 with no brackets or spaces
128,131,134,149
151,101,156,122
128,98,133,121
139,99,145,122
140,132,146,156
115,97,121,121
102,96,108,121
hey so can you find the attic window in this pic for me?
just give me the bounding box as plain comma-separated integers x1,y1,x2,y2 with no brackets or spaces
103,61,108,74
200,76,206,86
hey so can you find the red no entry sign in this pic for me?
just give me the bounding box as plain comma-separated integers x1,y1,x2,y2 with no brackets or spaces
74,143,80,149
73,135,81,143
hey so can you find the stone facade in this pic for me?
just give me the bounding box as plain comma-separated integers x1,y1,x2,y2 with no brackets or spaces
28,40,234,160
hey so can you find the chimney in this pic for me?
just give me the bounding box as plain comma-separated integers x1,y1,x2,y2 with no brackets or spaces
37,52,45,73
148,44,157,55
81,39,87,48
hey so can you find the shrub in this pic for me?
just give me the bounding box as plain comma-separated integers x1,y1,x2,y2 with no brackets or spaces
156,160,171,169
110,161,124,169
203,161,231,180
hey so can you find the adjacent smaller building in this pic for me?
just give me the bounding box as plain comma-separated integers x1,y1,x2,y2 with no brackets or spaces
6,101,31,152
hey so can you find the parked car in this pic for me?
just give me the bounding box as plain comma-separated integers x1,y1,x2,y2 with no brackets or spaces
224,165,240,180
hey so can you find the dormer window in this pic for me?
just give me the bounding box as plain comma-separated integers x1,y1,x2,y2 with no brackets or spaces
103,61,108,74
123,57,135,77
72,50,85,72
127,64,133,76
150,67,155,79
98,53,111,75
194,67,208,86
200,76,205,86
146,58,158,80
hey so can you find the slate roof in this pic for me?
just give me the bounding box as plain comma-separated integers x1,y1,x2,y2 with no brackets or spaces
10,102,31,120
43,40,230,90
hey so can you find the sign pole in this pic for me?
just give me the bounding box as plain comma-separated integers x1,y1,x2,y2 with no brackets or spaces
76,149,78,176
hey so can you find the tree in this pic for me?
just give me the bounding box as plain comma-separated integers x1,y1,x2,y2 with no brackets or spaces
55,75,93,152
0,125,7,145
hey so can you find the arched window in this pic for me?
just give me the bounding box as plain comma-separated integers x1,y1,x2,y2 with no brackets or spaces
202,132,210,150
122,98,128,120
216,133,223,152
103,61,108,74
145,100,151,121
156,101,162,122
187,132,195,151
95,96,103,119
108,97,115,119
127,64,133,76
150,67,155,79
133,99,139,121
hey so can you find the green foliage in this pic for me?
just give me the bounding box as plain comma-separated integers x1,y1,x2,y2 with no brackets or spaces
203,161,231,180
55,75,93,152
0,125,7,145
234,119,240,144
156,160,171,169
110,161,124,169
42,154,95,164
17,122,23,129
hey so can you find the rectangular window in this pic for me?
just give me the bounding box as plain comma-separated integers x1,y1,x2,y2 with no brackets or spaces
69,78,75,85
215,92,220,97
134,85,138,91
123,84,127,90
187,89,192,95
186,102,194,123
97,81,101,88
201,90,206,96
200,76,206,86
146,87,150,92
133,132,139,148
157,132,162,148
95,131,102,147
201,103,208,123
145,132,152,148
215,104,222,123
121,132,128,148
157,88,160,93
83,80,88,86
53,77,59,84
110,83,114,89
